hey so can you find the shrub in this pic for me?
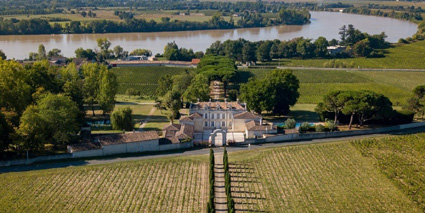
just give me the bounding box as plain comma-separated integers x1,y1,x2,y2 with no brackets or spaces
284,118,296,129
315,124,325,132
325,121,338,132
299,122,311,133
398,38,408,44
111,107,133,130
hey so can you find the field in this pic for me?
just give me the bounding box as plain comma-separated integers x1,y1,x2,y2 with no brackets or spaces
228,140,422,212
245,68,425,105
0,157,209,212
113,66,193,96
272,40,425,69
352,134,425,210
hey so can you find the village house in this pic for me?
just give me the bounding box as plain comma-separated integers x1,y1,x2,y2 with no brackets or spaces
327,45,346,55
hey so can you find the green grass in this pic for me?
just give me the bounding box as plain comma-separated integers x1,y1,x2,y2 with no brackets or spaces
275,40,425,69
228,141,421,212
243,68,425,106
351,133,425,211
142,108,170,131
113,66,193,95
0,156,208,212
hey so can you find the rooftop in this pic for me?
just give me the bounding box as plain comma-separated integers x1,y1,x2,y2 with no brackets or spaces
192,101,245,110
96,131,158,146
68,142,102,152
234,111,261,119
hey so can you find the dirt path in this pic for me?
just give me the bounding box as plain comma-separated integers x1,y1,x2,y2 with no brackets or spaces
214,149,228,212
138,107,156,131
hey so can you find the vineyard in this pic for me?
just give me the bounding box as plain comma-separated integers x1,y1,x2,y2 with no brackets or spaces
244,68,425,105
0,157,208,212
113,66,192,95
352,133,425,211
269,40,425,69
228,142,421,212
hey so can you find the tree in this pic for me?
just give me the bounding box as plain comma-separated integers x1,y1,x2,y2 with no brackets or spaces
352,39,373,57
314,36,329,58
256,41,272,62
111,107,133,131
339,25,347,44
18,93,80,150
164,42,179,60
239,78,273,114
184,74,211,102
407,85,425,118
296,39,315,59
129,49,152,56
48,48,62,57
96,38,112,61
267,69,300,115
163,90,182,122
242,42,256,63
35,93,80,145
0,60,31,114
113,45,128,59
156,75,173,97
75,48,96,60
316,91,347,124
0,111,13,152
98,68,118,115
0,50,6,60
37,44,47,60
82,63,102,116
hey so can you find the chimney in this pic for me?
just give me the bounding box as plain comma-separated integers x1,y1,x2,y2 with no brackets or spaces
236,98,239,103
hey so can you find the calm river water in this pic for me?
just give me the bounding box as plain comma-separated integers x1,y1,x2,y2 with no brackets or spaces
0,11,418,59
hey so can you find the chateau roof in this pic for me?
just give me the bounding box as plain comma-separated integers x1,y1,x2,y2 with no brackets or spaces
193,101,245,110
179,116,193,122
176,124,194,139
189,112,203,118
245,120,276,131
234,111,261,119
163,124,181,131
97,131,158,146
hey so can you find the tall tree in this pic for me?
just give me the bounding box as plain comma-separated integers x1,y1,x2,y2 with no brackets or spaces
82,63,102,116
267,69,300,115
407,85,425,118
98,68,118,115
156,74,173,97
37,44,47,60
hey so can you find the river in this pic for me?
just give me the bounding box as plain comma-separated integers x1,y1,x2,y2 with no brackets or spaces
0,11,418,59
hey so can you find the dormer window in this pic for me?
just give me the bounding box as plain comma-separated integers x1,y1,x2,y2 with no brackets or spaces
204,104,209,110
216,104,221,110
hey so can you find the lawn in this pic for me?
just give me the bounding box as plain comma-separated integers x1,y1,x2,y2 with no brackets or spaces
273,40,425,69
0,157,209,212
113,66,192,96
228,141,422,212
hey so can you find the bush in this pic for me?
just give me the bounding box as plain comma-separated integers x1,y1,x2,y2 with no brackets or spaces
315,124,325,132
111,107,133,131
325,120,338,132
284,118,296,129
398,38,408,44
299,122,311,133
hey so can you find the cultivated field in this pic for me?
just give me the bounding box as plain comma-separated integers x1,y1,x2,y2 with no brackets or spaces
274,40,425,69
228,141,422,212
113,66,192,95
352,133,425,210
247,68,425,105
0,157,209,212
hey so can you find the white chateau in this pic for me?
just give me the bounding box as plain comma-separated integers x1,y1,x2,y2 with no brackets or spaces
163,100,277,146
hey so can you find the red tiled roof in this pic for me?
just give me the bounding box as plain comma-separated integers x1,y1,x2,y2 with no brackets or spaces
245,120,276,131
189,112,203,118
179,116,193,122
176,124,194,139
191,59,201,65
234,111,260,119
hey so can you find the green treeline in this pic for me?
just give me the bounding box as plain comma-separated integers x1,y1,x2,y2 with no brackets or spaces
0,9,310,35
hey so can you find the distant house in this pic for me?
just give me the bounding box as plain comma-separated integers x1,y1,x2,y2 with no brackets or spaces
327,45,346,55
191,58,200,66
49,56,67,67
127,55,148,61
72,58,89,70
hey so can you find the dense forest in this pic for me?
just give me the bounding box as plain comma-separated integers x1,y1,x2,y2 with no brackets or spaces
0,9,310,35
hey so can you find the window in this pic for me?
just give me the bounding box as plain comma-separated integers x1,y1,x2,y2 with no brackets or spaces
222,121,226,127
211,121,215,127
229,122,232,127
211,114,214,119
205,121,208,127
204,113,208,119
